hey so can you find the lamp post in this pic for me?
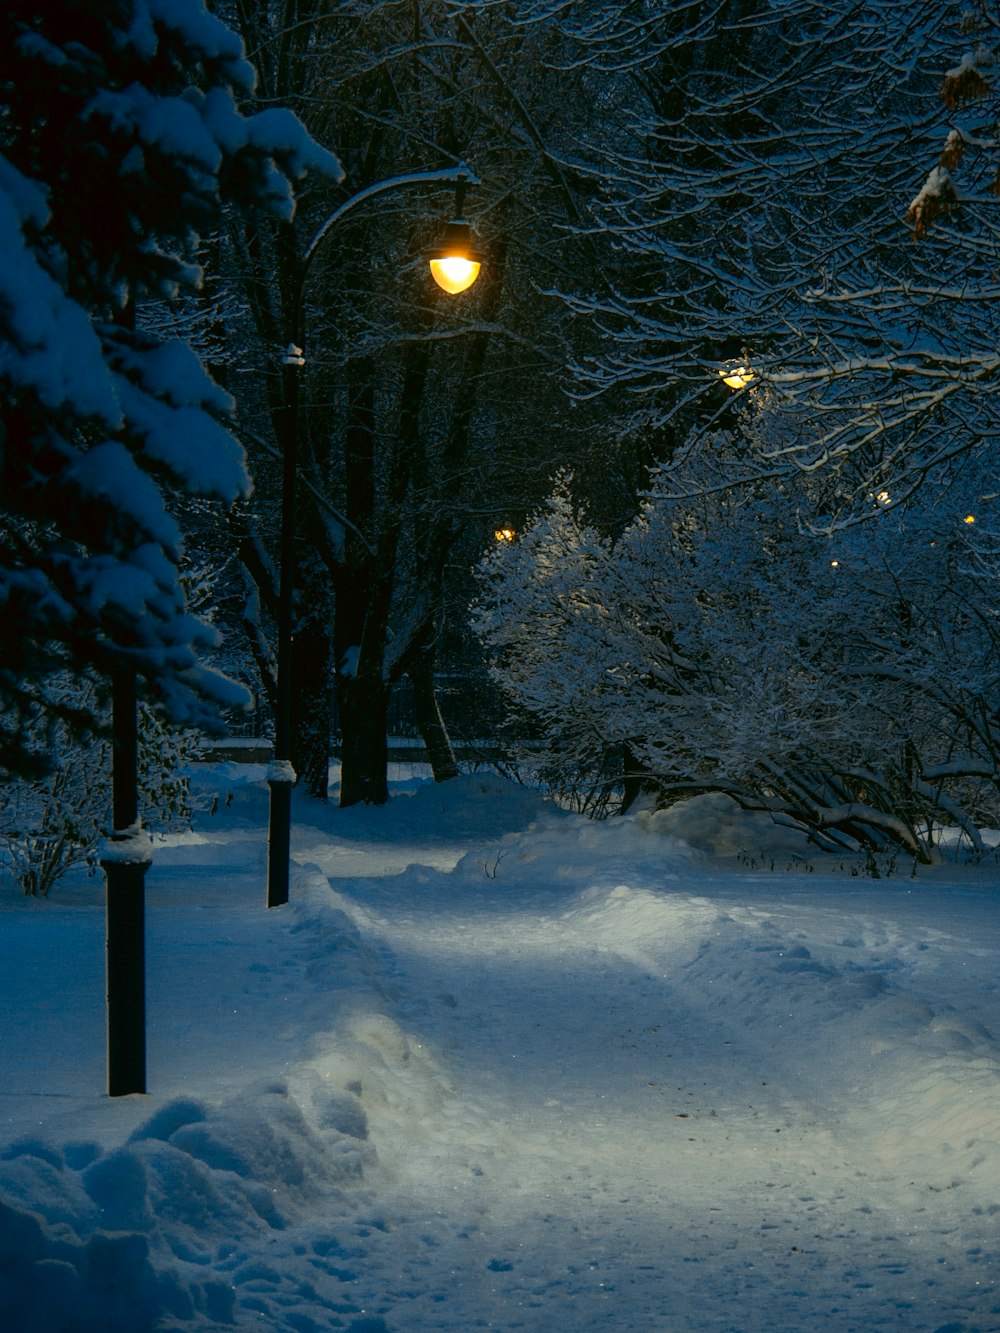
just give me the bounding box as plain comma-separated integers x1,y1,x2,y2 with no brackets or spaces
102,664,153,1095
266,165,483,909
102,293,152,1097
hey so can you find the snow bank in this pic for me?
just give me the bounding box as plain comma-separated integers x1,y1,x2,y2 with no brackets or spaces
2,771,999,1330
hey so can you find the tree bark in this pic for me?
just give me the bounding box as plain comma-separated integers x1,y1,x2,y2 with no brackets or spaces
291,595,332,799
408,650,459,782
335,332,431,806
337,670,389,806
621,743,657,813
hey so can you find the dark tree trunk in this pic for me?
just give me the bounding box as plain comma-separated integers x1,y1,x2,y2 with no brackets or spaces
337,671,389,806
408,650,458,783
291,598,332,799
335,332,431,806
621,743,657,813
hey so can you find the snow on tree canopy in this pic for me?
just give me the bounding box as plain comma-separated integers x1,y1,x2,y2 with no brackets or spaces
140,0,253,84
63,442,181,557
86,84,229,178
0,0,342,778
0,162,119,423
474,447,998,859
108,338,248,501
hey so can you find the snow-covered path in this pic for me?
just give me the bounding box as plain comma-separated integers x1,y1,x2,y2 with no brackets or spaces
318,893,861,1330
296,790,1000,1331
2,768,999,1331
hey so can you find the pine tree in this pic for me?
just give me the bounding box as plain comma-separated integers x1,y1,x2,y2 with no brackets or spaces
0,0,340,778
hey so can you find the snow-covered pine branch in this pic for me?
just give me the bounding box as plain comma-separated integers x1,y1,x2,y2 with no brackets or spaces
0,0,340,778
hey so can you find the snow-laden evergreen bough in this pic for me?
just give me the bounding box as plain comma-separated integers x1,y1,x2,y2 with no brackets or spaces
0,0,341,778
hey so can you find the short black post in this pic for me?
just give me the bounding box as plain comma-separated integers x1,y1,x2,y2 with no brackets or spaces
103,667,150,1096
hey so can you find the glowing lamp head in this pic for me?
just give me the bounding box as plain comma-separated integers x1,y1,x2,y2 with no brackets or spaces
495,526,516,543
429,218,482,294
430,255,481,294
719,364,755,390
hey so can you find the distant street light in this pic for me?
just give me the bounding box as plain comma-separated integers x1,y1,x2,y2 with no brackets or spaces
719,362,755,390
266,165,483,909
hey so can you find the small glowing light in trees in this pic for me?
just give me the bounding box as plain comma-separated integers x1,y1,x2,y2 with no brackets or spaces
495,527,516,543
964,513,976,524
831,560,840,568
875,490,891,507
719,364,755,390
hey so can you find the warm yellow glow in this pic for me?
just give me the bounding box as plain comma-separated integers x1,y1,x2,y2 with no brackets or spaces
495,527,516,543
719,364,755,390
876,490,891,507
964,513,976,524
429,255,481,294
831,560,840,568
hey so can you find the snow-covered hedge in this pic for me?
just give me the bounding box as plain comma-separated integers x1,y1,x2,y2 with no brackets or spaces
473,447,999,861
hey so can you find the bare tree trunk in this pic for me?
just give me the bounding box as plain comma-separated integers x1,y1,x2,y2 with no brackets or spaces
408,649,458,782
336,330,431,805
291,595,332,799
337,670,389,806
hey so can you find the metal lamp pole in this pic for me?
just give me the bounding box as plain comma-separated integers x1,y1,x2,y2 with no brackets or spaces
265,340,303,908
102,293,152,1097
102,664,152,1095
265,165,482,909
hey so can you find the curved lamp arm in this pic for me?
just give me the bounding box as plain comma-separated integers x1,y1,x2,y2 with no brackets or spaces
299,163,481,295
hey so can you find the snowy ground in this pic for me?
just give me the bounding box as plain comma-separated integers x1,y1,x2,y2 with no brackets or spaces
2,763,1000,1332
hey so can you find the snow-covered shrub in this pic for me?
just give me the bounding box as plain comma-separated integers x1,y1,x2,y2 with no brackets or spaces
0,682,199,896
473,455,999,861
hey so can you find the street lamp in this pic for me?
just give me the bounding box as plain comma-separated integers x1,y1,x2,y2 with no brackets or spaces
719,362,755,390
428,177,482,294
266,165,483,909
